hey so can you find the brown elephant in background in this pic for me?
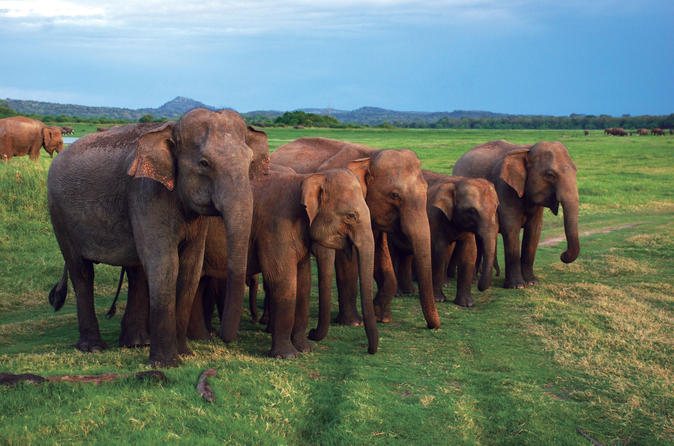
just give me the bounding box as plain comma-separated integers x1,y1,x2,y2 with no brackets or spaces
389,171,499,307
47,108,269,367
453,140,580,289
0,116,63,161
651,128,665,136
60,126,74,135
271,137,441,332
187,164,377,358
637,128,649,136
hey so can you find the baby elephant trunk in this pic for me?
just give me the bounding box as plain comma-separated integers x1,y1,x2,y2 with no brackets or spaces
352,230,378,354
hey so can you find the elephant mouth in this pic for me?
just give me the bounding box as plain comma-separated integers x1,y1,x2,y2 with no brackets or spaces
191,201,220,216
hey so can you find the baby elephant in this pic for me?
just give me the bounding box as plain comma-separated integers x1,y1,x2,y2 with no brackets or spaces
188,162,378,358
389,171,499,307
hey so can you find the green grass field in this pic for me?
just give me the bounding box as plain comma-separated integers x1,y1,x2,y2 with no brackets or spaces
1,128,672,445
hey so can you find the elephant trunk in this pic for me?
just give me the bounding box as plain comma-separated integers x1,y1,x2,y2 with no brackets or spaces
216,184,254,342
477,222,498,291
401,207,441,329
308,245,335,342
559,187,580,264
353,226,378,354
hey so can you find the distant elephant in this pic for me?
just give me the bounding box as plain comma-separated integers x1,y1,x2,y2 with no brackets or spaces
651,128,665,136
47,108,270,367
97,127,108,132
187,164,377,358
389,171,499,307
60,126,74,135
583,130,589,136
0,116,63,161
637,128,648,136
453,140,580,289
271,137,441,330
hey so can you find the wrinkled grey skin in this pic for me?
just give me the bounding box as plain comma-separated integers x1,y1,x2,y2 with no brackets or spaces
47,108,269,367
453,140,580,289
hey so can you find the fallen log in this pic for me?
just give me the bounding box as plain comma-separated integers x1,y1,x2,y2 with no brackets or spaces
0,370,166,386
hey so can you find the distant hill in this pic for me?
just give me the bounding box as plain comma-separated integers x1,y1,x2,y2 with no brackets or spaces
5,96,215,121
244,106,509,126
5,96,510,125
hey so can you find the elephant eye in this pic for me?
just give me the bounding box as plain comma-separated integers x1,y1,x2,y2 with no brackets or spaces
544,171,557,181
346,211,358,222
390,191,401,201
199,159,210,168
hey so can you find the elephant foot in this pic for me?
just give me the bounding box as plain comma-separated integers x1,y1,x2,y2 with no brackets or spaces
397,285,417,295
268,343,299,359
76,337,107,353
119,331,150,348
292,335,314,353
374,304,392,323
178,343,194,357
523,273,539,286
454,294,475,308
504,277,526,289
258,313,269,326
335,312,363,326
434,290,447,302
149,354,182,369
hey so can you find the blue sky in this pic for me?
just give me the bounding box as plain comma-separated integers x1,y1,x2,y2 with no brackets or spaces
0,0,672,115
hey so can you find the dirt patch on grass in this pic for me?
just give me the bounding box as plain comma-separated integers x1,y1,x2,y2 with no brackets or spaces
539,223,642,247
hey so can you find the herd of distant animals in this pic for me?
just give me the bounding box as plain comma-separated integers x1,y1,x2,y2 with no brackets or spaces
0,113,669,367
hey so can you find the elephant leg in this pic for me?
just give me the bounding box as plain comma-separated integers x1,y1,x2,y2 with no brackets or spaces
335,246,362,326
396,254,416,295
502,225,525,289
259,292,271,329
373,231,397,323
454,234,476,307
174,230,207,356
266,268,299,359
309,245,335,341
291,258,313,353
521,207,543,286
69,258,107,352
247,274,260,323
446,242,457,281
431,237,451,303
119,266,150,347
186,279,211,340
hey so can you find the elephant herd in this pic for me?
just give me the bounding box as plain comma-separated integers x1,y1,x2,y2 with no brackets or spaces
42,108,580,367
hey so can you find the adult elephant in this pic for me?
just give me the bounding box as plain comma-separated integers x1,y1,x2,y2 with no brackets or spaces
271,137,441,330
389,171,499,307
188,163,377,357
0,116,63,161
47,108,269,367
453,140,580,289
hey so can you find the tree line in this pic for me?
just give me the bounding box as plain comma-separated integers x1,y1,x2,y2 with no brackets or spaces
2,100,672,130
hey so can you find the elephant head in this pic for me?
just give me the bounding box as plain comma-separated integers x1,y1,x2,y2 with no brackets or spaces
42,126,64,156
127,108,270,343
431,177,499,291
500,141,580,263
301,160,377,353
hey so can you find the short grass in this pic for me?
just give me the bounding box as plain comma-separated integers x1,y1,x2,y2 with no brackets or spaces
0,129,672,445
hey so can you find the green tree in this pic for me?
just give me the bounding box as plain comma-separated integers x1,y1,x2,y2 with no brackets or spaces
139,114,155,123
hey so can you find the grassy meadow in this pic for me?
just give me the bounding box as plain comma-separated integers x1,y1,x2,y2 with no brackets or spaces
0,128,672,445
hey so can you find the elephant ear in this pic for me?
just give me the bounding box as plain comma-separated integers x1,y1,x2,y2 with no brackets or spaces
500,148,529,198
127,122,176,191
431,182,455,222
301,173,327,226
246,125,270,179
346,158,370,197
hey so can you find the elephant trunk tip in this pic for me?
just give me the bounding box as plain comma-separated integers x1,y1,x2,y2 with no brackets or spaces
561,248,579,264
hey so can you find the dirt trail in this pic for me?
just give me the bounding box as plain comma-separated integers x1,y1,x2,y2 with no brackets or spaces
539,223,643,247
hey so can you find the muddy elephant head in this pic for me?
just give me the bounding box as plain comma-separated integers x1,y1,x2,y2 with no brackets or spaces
501,141,580,263
127,108,270,343
431,177,499,290
42,126,63,156
301,160,377,353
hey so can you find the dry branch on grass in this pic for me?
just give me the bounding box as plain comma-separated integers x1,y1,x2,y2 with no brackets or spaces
0,371,167,386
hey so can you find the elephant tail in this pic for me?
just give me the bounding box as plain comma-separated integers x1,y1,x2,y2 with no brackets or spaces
105,267,126,319
48,264,69,311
